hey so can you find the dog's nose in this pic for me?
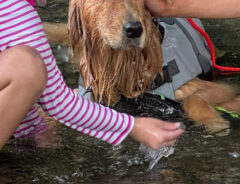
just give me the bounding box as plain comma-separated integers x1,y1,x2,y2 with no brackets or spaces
123,21,143,38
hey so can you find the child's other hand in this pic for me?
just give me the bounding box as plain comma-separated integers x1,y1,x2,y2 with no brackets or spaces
130,117,184,150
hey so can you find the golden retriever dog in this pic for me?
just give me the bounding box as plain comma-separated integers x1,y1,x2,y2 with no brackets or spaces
44,0,239,134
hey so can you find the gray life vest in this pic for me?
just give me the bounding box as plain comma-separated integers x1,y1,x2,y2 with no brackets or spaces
151,18,212,100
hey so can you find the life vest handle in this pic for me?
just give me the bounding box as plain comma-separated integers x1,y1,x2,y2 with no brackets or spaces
187,18,240,73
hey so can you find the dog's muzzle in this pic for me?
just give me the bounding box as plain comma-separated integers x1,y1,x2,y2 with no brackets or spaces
123,21,143,38
120,21,144,48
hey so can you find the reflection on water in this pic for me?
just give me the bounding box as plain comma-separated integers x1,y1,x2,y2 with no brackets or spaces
1,1,240,184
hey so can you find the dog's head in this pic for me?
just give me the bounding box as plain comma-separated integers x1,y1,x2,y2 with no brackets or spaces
68,0,150,49
68,0,163,105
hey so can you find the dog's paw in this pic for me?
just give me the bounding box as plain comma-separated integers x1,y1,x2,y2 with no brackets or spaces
205,118,230,136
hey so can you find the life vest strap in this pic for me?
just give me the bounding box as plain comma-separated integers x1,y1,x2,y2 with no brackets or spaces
151,59,180,90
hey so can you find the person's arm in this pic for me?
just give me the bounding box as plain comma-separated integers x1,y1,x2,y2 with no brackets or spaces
144,0,240,18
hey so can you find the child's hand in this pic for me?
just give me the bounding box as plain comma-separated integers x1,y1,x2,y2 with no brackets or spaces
130,117,184,150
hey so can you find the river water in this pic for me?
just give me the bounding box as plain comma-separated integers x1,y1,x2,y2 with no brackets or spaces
0,1,240,184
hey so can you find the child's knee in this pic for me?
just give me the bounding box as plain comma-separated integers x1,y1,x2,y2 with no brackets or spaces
1,45,47,93
18,46,47,92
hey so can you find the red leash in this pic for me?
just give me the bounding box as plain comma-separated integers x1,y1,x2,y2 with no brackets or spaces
187,18,240,72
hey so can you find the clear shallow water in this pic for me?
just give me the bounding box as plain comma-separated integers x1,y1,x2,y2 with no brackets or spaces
1,1,240,184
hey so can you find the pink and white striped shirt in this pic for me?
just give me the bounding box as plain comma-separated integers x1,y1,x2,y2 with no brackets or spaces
0,0,134,145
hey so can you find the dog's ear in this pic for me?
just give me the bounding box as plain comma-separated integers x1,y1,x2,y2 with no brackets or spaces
68,0,83,49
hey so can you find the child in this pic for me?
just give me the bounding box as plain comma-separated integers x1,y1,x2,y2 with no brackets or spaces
0,0,183,150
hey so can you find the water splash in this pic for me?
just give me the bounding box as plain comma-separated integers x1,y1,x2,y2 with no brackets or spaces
139,144,175,170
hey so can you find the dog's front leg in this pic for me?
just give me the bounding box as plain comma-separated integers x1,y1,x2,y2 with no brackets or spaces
220,95,240,113
182,94,230,133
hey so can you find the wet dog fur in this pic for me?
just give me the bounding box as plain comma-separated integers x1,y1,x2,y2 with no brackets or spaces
44,0,240,134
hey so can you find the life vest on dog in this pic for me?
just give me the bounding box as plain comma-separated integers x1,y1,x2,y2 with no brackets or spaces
151,18,213,100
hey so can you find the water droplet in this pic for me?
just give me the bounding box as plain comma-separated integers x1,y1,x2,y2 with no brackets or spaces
32,177,39,182
72,172,80,177
229,152,240,158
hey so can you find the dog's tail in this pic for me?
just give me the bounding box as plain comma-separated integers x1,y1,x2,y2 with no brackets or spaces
43,22,69,45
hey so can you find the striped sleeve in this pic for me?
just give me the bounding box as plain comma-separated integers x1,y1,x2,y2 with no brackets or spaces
0,0,134,145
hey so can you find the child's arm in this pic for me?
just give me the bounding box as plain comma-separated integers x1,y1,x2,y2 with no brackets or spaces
39,71,134,145
144,0,240,19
